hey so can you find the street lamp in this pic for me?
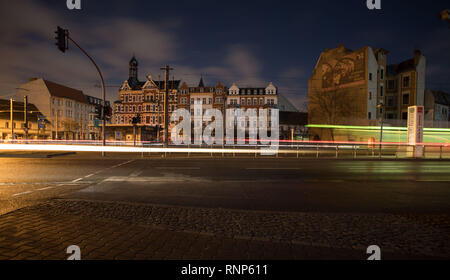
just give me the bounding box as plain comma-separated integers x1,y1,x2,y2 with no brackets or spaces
377,102,385,158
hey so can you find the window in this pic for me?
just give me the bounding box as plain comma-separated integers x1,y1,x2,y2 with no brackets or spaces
241,99,245,105
259,98,263,105
403,76,410,88
387,80,395,90
368,112,372,119
380,86,384,97
208,98,212,104
253,98,257,105
387,96,394,107
387,113,394,120
380,69,384,80
402,94,410,105
202,98,206,104
247,98,251,105
368,92,372,100
5,122,8,129
369,73,373,81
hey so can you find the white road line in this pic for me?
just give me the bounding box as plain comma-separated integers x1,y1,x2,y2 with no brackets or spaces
416,180,450,182
37,187,54,191
12,191,33,197
84,174,94,178
246,168,303,170
129,170,143,177
71,178,83,183
156,167,201,170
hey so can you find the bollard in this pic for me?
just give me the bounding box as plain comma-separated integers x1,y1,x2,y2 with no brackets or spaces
316,145,319,159
297,144,299,159
440,145,443,160
336,145,339,159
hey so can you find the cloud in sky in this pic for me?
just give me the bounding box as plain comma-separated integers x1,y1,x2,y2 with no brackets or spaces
0,0,274,104
1,0,448,110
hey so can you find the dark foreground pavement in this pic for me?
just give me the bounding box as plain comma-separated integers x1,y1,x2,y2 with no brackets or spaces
0,154,449,259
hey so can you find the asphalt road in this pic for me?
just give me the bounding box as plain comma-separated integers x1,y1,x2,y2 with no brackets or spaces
1,153,450,215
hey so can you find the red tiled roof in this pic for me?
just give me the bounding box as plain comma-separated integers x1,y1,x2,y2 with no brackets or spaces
43,80,87,104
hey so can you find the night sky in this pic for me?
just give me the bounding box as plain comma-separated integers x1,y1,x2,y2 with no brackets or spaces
0,0,449,110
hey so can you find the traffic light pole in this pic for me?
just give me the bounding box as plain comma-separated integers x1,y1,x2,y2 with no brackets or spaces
24,96,28,140
66,36,106,155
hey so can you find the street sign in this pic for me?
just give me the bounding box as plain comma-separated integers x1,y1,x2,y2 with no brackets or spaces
38,115,47,129
407,106,424,158
94,119,100,127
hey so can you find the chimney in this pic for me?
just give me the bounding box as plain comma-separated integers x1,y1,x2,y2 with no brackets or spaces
414,50,421,65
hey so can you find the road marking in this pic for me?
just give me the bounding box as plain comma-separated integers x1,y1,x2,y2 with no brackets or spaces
246,168,302,170
111,160,135,169
12,191,33,197
304,179,345,183
84,174,94,178
156,167,200,170
416,180,450,182
37,187,54,191
71,178,83,183
129,170,143,177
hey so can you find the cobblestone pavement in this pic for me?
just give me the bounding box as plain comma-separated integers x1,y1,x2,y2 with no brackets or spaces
0,199,448,260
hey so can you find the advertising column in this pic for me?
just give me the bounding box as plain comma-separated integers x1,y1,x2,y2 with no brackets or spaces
407,106,424,158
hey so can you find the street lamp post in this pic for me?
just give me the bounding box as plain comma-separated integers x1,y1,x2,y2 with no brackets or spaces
377,102,385,158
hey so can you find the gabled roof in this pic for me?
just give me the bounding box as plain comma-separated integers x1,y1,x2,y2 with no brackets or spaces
387,59,416,76
127,78,145,90
42,80,87,104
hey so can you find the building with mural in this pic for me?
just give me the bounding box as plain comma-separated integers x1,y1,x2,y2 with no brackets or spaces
308,44,426,140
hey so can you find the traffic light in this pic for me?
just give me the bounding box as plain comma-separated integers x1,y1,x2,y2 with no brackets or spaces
55,26,68,53
94,105,102,120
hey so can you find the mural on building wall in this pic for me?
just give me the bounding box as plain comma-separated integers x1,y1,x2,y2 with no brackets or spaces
321,50,366,91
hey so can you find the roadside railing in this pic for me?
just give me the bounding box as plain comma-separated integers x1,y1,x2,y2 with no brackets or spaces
1,139,449,160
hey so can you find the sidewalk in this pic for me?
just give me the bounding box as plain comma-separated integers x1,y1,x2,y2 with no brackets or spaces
0,199,446,260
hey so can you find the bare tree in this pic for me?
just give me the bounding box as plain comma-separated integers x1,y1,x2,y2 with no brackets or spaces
308,89,354,140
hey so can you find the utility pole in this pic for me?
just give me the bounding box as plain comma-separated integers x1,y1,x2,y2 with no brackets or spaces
160,65,173,148
10,98,14,140
56,111,58,140
24,96,28,140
